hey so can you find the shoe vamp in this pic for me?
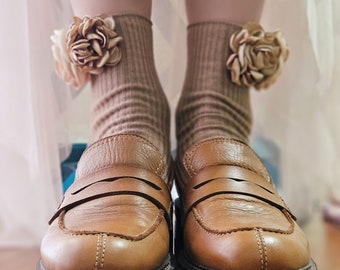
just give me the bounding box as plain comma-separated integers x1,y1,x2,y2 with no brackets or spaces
194,194,291,232
64,195,161,236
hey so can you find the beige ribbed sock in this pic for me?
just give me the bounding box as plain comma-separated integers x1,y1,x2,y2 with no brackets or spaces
176,22,252,159
91,15,171,165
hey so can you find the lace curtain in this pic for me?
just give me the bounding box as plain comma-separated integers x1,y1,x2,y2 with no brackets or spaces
0,0,339,247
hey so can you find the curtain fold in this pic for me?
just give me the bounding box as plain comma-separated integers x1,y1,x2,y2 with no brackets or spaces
0,0,70,247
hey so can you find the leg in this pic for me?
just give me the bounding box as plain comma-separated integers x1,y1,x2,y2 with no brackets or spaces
71,0,152,18
40,1,173,269
186,0,264,25
176,0,266,160
175,1,316,269
71,0,170,159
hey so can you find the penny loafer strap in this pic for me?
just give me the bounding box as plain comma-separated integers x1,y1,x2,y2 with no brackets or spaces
49,166,172,226
182,165,295,220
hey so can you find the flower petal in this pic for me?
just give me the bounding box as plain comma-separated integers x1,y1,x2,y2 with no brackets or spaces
96,27,107,45
107,47,122,65
104,17,115,30
97,50,110,67
91,40,102,56
230,59,242,85
250,70,264,82
226,54,237,69
54,15,122,87
71,40,90,50
238,44,246,67
108,36,123,49
226,23,289,90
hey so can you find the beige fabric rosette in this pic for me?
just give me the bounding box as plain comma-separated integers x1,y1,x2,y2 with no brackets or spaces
51,16,123,89
226,23,289,90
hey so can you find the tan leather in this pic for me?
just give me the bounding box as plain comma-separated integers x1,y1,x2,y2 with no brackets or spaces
40,134,173,270
176,138,312,270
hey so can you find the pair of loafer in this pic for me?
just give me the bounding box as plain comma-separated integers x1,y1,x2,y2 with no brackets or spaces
39,134,317,270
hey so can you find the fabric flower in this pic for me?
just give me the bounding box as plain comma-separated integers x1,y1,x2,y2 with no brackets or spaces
226,23,289,90
51,28,90,90
67,16,123,75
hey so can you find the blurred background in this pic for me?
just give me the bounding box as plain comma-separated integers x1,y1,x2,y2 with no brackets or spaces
0,0,340,269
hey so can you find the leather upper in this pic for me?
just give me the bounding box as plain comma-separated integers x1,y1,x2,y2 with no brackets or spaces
41,134,173,270
176,138,311,270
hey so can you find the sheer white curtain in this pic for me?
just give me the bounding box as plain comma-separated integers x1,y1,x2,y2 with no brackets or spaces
252,0,340,219
0,0,339,247
0,0,71,247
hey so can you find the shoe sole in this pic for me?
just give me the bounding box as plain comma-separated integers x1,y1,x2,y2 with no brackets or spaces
174,199,318,270
37,254,175,270
177,251,317,270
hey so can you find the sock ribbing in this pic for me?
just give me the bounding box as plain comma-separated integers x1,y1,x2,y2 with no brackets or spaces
176,22,252,159
91,15,171,165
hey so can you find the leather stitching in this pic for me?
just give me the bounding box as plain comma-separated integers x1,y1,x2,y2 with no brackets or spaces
75,134,165,180
155,155,165,176
58,209,165,241
255,229,264,270
95,234,107,270
183,138,271,180
183,146,195,176
260,230,268,270
192,207,295,235
184,138,237,176
255,229,268,270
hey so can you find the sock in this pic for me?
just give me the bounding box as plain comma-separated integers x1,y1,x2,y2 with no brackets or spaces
91,15,171,166
176,22,252,160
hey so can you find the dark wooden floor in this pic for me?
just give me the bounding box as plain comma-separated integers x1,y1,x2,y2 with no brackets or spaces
303,214,340,270
0,214,339,270
0,247,40,270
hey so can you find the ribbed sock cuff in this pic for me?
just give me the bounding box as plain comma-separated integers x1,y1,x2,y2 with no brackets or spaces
90,14,171,168
176,21,252,159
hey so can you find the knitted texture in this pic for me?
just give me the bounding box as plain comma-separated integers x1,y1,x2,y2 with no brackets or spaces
91,15,171,164
176,22,252,159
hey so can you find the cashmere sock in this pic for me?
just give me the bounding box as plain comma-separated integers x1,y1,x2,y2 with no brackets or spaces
176,22,252,160
91,15,171,167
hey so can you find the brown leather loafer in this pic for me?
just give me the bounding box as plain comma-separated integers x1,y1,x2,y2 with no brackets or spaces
175,138,317,270
39,135,174,270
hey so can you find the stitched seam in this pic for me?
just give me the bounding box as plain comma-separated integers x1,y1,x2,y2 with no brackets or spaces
95,235,100,270
255,229,268,270
58,209,165,240
183,138,270,180
192,207,294,235
184,148,196,176
76,134,165,180
184,138,232,175
260,229,268,270
95,234,107,270
156,156,165,176
101,234,107,270
255,230,263,269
